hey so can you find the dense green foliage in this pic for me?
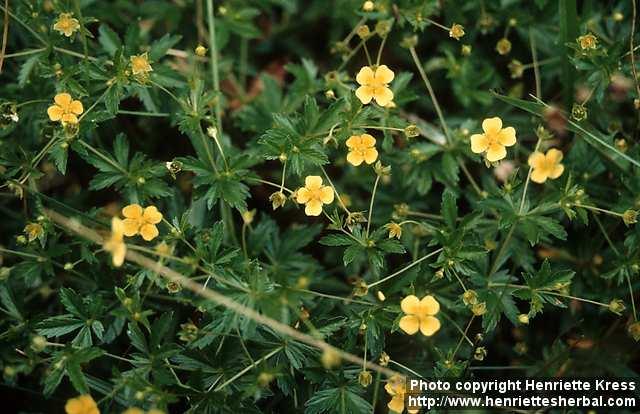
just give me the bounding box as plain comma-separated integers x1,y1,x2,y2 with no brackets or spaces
1,0,639,412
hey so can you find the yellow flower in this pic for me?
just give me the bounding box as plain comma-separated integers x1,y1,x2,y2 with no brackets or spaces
47,93,84,125
130,53,153,76
387,222,402,239
122,409,144,414
385,375,419,413
122,204,163,241
528,148,564,184
577,33,598,50
470,117,517,162
53,13,80,37
346,134,378,166
24,223,44,242
104,217,126,267
449,23,465,40
195,45,207,57
496,38,512,55
355,65,394,106
296,176,334,216
362,1,374,11
398,294,441,336
65,394,100,414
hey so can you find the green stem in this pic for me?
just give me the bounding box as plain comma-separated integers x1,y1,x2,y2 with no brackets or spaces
206,0,223,136
365,175,380,237
213,347,282,392
368,247,443,288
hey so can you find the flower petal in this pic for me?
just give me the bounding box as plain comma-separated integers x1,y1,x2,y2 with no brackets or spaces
486,143,507,162
140,223,159,241
296,188,311,203
419,295,440,316
54,93,72,106
400,295,420,314
122,218,140,237
347,150,364,166
498,126,516,146
482,117,502,134
361,134,376,147
363,147,378,164
399,315,420,335
546,148,563,164
355,86,374,104
527,151,545,169
319,186,335,204
470,133,489,153
111,217,124,239
374,65,395,84
419,316,441,336
304,199,323,216
373,86,394,107
122,204,143,219
549,164,564,179
345,135,361,149
62,113,78,124
530,168,548,183
112,243,126,267
355,66,375,85
305,175,323,190
143,206,163,224
388,395,405,413
70,100,84,115
47,105,63,121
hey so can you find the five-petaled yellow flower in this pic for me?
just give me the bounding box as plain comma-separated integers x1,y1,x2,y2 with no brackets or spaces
47,93,84,125
355,65,394,106
65,394,100,414
470,117,517,162
528,148,564,184
399,294,441,336
53,13,80,37
122,204,163,241
130,53,153,76
296,176,334,216
385,375,419,414
104,217,126,267
346,134,378,166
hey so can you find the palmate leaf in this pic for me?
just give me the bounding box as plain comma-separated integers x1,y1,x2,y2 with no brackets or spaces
305,385,373,414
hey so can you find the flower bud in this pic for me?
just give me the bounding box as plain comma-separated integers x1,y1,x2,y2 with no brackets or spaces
474,347,487,361
269,191,287,210
377,291,386,301
608,299,625,315
375,20,391,37
195,45,207,57
462,290,479,306
571,103,588,121
356,25,370,39
471,302,487,316
461,44,472,56
496,38,512,55
623,209,637,226
358,370,373,387
400,35,418,49
449,24,465,40
404,124,420,138
362,1,374,11
518,314,530,324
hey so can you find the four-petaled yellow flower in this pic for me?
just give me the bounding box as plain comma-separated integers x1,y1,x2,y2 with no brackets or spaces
130,53,153,76
528,148,564,184
399,294,441,336
296,176,334,216
53,13,80,37
346,134,378,166
470,117,517,162
385,375,418,414
65,394,100,414
47,93,84,125
104,217,126,267
355,65,395,106
122,204,163,241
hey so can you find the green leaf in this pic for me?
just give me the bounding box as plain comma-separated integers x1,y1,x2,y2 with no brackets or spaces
441,189,458,230
98,24,122,56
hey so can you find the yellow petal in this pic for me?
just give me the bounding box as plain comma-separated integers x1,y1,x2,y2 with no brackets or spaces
374,65,395,84
373,86,394,107
347,150,364,166
530,168,548,183
111,217,124,239
470,133,489,153
549,164,564,179
345,135,361,149
497,126,516,146
122,218,140,237
401,295,420,314
355,85,374,104
55,93,72,107
527,151,545,169
305,175,323,190
356,66,375,85
363,147,378,164
140,223,159,241
70,100,84,115
419,295,440,315
319,186,334,204
122,204,143,219
419,316,441,336
482,117,502,134
305,199,323,216
296,187,311,203
112,243,126,267
388,395,405,413
399,315,420,335
486,143,506,162
361,133,376,147
47,105,63,121
546,148,563,164
62,113,78,124
65,398,83,414
143,206,163,224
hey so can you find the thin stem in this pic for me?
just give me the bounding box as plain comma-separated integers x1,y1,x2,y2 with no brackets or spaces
577,204,624,217
631,0,640,101
530,29,541,99
459,161,483,197
409,46,451,142
73,0,89,60
117,110,169,117
206,0,223,137
292,288,375,306
1,0,11,74
321,167,351,215
365,175,380,237
375,34,388,66
450,316,474,361
214,347,282,392
489,225,515,277
362,40,373,66
368,248,443,288
592,214,620,256
519,137,542,213
0,3,46,45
